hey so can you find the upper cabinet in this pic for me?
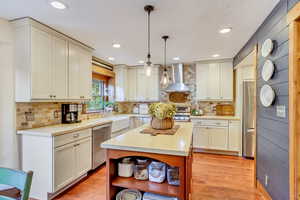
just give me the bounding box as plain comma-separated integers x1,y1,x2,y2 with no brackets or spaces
69,42,92,100
196,60,233,101
12,18,93,102
114,65,159,102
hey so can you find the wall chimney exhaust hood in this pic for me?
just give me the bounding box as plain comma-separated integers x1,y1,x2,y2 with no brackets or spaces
165,63,190,93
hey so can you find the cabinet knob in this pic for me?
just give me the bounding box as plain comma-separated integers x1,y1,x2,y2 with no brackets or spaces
53,95,56,98
49,95,53,98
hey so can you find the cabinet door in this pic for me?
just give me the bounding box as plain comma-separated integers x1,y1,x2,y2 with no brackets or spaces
69,43,92,100
31,27,52,99
208,63,220,100
114,67,128,101
79,49,92,99
193,127,209,148
136,68,147,101
196,63,209,100
75,137,92,177
54,142,76,191
219,62,233,101
209,127,228,150
52,36,68,99
146,67,159,101
68,42,81,99
127,68,137,101
228,121,240,152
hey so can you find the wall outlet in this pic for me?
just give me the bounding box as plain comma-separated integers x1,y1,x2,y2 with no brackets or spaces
25,111,34,121
265,174,269,186
53,110,59,119
276,105,286,118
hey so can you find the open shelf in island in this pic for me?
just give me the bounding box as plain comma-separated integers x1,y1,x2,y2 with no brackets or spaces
112,177,179,197
105,149,192,200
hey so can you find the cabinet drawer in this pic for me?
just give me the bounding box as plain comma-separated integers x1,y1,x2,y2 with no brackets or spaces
54,128,92,148
193,120,228,127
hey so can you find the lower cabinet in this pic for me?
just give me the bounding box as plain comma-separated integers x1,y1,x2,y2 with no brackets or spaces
192,119,240,153
54,142,76,191
209,127,228,151
193,127,209,149
228,121,240,152
54,132,92,191
21,128,92,200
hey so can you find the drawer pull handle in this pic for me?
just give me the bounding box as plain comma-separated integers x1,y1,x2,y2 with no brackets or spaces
73,134,79,138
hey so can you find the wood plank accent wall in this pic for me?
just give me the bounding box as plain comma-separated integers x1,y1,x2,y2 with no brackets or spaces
233,0,300,199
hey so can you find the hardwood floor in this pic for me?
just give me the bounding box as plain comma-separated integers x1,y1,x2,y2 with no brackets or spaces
54,153,264,200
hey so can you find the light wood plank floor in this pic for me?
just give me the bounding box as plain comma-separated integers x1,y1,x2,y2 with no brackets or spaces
54,153,264,200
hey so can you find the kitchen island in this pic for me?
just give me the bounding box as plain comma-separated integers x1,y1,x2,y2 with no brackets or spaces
101,122,193,200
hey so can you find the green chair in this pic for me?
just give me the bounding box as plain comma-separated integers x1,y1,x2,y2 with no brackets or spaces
0,168,33,200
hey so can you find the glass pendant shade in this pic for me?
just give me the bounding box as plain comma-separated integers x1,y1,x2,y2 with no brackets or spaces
144,61,153,77
161,69,170,86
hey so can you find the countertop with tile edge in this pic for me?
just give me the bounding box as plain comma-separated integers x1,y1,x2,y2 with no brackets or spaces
101,122,193,156
17,114,150,137
190,115,240,120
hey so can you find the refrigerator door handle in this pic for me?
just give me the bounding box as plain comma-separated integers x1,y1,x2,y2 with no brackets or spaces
246,128,255,134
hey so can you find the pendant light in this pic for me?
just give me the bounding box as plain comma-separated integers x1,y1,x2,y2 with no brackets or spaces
144,5,154,77
161,35,170,86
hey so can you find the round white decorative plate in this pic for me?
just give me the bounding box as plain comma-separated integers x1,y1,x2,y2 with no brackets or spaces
116,189,142,200
262,60,275,81
260,84,275,107
261,39,274,57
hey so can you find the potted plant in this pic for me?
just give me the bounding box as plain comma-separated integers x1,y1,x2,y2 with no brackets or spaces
149,103,176,130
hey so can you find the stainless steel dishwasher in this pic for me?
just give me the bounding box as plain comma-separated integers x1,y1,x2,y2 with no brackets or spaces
92,122,112,169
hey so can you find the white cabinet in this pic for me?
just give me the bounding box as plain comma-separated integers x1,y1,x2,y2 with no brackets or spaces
114,65,128,101
31,27,52,99
196,60,233,101
52,35,68,99
208,63,220,99
53,129,92,192
219,62,233,100
75,137,92,177
196,65,209,99
192,119,241,153
146,67,159,101
193,127,209,148
127,68,137,101
13,18,92,102
228,120,240,151
136,68,147,101
115,66,159,102
209,127,228,150
54,142,76,191
20,128,92,200
69,42,92,100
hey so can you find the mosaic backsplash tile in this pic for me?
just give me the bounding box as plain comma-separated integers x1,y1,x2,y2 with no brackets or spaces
16,102,103,130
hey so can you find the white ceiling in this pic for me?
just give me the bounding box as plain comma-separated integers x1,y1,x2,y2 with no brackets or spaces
0,0,279,65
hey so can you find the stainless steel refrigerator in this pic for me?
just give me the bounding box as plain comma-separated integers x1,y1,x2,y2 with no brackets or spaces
242,80,255,158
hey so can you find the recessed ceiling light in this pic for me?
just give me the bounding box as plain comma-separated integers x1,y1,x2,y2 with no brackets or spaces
212,54,220,58
112,43,121,48
108,57,115,61
138,60,144,64
173,57,180,61
219,27,232,34
49,0,67,10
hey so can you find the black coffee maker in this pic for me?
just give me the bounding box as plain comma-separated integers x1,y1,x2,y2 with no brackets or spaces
62,104,81,124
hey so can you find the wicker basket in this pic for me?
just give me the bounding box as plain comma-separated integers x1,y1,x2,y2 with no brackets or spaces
151,117,174,130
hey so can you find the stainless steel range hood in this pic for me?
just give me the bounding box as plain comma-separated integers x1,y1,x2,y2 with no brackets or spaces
165,63,190,93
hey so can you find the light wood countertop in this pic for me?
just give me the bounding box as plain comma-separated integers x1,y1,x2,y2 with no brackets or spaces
101,122,193,156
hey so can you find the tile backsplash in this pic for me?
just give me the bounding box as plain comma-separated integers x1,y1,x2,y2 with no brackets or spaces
16,103,103,130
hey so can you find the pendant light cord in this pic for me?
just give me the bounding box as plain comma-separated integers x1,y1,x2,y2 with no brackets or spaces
147,10,151,60
164,37,166,70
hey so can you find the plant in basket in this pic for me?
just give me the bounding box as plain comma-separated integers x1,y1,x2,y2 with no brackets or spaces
148,103,176,130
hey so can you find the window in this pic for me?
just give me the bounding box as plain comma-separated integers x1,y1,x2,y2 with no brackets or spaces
88,79,105,112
